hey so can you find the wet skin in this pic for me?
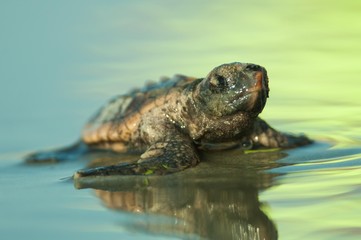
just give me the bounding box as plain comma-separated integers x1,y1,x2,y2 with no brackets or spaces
25,62,312,177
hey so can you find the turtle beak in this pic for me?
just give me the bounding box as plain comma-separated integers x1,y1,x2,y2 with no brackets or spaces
255,68,269,99
242,64,269,113
255,71,264,91
247,65,269,97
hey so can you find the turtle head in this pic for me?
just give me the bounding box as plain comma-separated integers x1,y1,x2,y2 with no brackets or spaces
196,62,269,117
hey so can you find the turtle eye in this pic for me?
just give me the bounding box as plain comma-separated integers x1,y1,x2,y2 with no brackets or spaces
209,74,228,91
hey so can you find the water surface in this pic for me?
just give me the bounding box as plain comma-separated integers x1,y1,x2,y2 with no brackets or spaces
1,1,360,239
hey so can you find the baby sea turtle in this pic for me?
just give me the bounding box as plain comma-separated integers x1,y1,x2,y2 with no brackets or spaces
26,62,312,176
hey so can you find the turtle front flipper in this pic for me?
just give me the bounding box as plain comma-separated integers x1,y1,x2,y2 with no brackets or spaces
75,135,199,177
250,118,312,149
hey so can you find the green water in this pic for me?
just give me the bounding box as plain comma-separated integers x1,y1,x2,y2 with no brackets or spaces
1,0,360,239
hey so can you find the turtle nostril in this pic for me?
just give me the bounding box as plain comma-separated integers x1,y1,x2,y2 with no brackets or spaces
245,64,262,71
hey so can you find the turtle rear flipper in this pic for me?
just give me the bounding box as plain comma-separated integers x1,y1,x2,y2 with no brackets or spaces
75,134,199,177
25,141,89,164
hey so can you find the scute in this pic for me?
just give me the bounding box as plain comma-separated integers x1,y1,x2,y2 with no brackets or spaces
82,75,197,145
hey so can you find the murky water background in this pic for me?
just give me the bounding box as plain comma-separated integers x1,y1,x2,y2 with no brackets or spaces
1,1,360,239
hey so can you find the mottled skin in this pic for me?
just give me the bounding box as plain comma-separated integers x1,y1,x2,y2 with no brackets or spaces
26,62,312,176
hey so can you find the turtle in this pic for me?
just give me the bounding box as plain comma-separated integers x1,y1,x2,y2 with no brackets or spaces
25,62,312,176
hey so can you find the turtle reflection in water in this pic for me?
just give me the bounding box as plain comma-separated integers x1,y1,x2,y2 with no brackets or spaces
75,149,285,240
26,62,312,176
